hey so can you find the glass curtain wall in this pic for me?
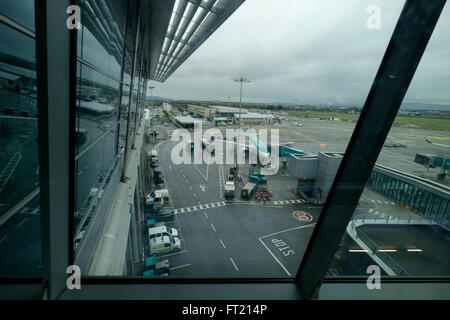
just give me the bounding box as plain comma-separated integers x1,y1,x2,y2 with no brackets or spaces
0,1,42,277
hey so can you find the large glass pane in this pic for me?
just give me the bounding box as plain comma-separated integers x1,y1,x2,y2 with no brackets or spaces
0,4,41,277
132,0,405,278
0,0,35,31
327,3,450,277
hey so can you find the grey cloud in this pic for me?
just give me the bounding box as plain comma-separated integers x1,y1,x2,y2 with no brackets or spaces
151,0,450,106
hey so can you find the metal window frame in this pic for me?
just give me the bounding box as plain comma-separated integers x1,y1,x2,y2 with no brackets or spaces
295,0,448,299
59,0,450,300
1,0,449,301
34,0,77,300
53,0,450,300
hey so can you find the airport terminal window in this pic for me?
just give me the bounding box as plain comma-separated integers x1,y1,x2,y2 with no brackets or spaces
327,4,450,277
0,0,35,32
124,0,406,279
0,4,42,277
73,0,127,263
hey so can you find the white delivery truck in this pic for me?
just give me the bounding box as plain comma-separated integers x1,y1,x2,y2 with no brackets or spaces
148,226,179,239
224,181,236,199
149,235,181,255
146,189,170,207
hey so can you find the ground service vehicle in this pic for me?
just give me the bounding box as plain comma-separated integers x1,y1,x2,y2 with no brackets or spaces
249,175,267,185
154,167,164,184
241,182,257,199
148,226,179,239
143,256,170,276
146,189,170,207
224,181,236,198
149,235,181,255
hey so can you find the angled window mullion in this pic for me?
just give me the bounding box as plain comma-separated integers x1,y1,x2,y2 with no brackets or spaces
295,0,447,300
35,0,76,300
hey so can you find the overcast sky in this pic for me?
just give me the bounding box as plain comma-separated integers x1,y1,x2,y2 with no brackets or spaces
148,0,450,106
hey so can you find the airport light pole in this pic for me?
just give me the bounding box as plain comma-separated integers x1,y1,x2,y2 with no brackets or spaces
234,77,250,172
149,86,155,112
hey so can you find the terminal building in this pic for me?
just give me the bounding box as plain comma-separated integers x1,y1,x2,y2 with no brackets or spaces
211,105,248,119
233,112,275,125
288,152,450,229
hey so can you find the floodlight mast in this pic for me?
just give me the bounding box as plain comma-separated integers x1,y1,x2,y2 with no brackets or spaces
234,77,251,172
149,86,155,110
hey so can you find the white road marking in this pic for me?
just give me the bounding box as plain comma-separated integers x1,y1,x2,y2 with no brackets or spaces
211,224,216,232
377,200,382,204
370,200,375,203
258,238,291,276
200,185,206,192
230,258,239,272
193,193,198,199
259,223,316,240
391,202,396,205
160,250,188,258
203,212,208,219
368,209,374,213
170,263,191,271
219,238,226,249
17,217,28,228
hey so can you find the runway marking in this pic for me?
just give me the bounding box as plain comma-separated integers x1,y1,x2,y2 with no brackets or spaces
258,224,316,277
219,238,226,249
259,223,316,240
174,201,227,214
170,263,191,271
230,258,239,272
273,199,305,205
160,250,188,258
258,238,291,276
211,224,216,232
194,164,209,181
0,236,7,244
17,217,28,228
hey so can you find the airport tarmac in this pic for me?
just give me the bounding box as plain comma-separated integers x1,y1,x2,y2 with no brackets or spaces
139,116,448,278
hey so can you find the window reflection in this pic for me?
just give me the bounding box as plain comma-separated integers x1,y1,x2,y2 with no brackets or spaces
0,1,41,277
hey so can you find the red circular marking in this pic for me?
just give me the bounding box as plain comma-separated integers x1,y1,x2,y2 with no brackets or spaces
293,211,313,222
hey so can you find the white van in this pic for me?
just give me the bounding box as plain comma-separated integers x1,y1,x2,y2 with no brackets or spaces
149,236,181,255
148,226,178,239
